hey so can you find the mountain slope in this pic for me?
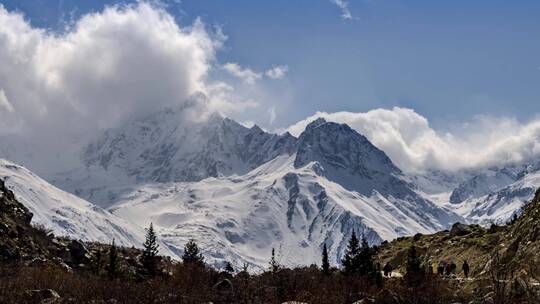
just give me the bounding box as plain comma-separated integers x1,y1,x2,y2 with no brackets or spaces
437,162,540,225
110,154,457,271
378,187,540,283
108,119,461,270
0,159,175,257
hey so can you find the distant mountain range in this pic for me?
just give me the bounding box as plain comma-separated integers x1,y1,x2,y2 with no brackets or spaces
1,100,539,270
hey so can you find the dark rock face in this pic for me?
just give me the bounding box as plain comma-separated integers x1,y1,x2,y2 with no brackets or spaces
68,240,92,265
293,118,407,197
0,179,100,269
0,178,42,261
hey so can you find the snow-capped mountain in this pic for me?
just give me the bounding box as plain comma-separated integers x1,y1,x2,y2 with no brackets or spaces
40,106,464,269
54,102,296,206
7,100,538,270
105,118,461,270
0,159,176,257
449,165,524,204
110,156,459,270
448,162,540,225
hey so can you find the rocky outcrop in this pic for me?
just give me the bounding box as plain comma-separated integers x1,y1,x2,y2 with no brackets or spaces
0,178,150,275
0,178,50,261
449,222,472,236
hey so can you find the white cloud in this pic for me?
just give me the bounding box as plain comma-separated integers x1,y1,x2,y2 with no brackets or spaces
0,3,228,137
222,62,262,84
0,2,262,172
330,0,353,20
286,108,540,173
265,65,289,79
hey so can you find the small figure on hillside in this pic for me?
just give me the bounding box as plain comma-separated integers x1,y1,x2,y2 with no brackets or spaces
462,260,470,278
383,262,393,277
445,262,452,276
437,262,445,275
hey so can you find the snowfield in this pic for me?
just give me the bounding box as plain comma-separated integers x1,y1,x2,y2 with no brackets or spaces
110,154,459,271
0,159,177,257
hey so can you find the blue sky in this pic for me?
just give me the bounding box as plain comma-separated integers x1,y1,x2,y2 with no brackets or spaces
1,0,540,173
3,0,540,129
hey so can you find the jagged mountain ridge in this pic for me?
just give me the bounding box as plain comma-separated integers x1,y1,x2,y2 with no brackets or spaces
54,103,296,206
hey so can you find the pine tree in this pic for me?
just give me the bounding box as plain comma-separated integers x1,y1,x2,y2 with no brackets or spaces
92,249,104,276
107,239,118,279
357,236,375,276
404,245,424,287
141,223,159,276
321,243,330,275
406,245,422,274
182,239,204,265
269,248,280,273
342,230,360,274
225,262,234,273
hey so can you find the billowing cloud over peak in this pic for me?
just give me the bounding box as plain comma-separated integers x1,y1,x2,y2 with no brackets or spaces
286,107,540,173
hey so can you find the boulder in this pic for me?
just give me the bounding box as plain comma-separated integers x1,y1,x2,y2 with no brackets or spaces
68,239,91,265
450,223,472,237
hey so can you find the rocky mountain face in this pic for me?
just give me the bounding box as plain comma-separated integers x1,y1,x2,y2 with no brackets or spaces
54,105,296,206
449,165,524,204
294,118,402,196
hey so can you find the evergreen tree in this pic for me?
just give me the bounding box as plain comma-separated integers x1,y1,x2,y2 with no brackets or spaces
107,239,118,279
357,236,375,276
269,248,280,273
406,245,422,274
321,243,330,275
182,239,204,265
225,262,234,273
342,230,360,274
141,223,159,276
404,245,424,287
92,249,104,276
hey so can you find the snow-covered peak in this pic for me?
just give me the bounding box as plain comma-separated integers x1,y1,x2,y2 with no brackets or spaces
295,120,403,196
55,105,297,206
304,117,328,131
